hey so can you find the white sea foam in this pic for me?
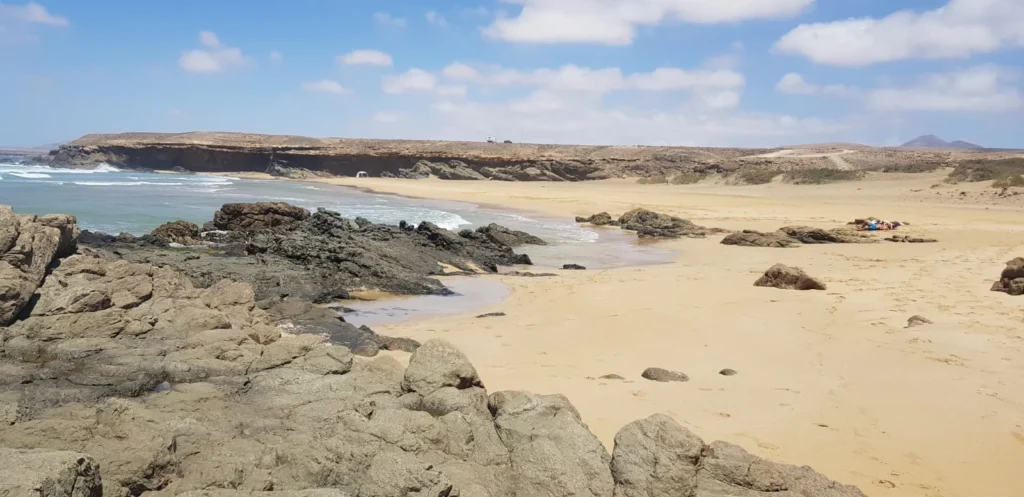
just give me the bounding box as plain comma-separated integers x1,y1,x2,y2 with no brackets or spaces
73,181,184,187
9,172,52,179
0,163,119,175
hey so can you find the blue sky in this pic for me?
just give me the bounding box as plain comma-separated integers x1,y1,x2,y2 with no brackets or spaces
1,0,1022,147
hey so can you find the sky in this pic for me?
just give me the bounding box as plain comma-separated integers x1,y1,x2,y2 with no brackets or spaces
1,0,1022,148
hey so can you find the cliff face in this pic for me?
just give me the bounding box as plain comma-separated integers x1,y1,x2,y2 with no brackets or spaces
46,132,757,181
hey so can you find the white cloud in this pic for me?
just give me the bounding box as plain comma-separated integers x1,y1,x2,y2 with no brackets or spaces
483,0,814,45
338,49,393,67
373,111,408,123
269,50,282,63
374,12,406,27
426,11,447,26
0,2,68,26
178,31,250,73
775,73,858,97
383,68,467,96
775,0,1024,66
866,66,1023,112
440,63,744,94
301,80,350,95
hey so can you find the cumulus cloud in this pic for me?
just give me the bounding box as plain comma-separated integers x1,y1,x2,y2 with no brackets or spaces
178,31,250,73
0,2,68,26
866,66,1023,112
775,73,858,97
301,80,350,95
383,69,467,96
426,11,447,26
484,0,814,45
775,0,1024,66
374,12,406,27
338,49,393,67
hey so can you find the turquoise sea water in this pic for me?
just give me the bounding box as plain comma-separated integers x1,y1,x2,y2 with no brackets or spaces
0,161,676,270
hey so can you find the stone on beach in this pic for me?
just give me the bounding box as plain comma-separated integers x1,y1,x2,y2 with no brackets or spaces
991,257,1024,296
754,264,827,291
641,367,690,382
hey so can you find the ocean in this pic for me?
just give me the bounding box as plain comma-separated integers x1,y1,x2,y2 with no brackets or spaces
0,161,676,271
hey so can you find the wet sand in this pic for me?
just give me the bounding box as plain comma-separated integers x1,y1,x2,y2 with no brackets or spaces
303,172,1024,497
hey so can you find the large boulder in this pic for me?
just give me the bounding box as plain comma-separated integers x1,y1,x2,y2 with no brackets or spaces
721,230,799,248
754,264,827,291
0,448,103,497
490,391,615,497
611,414,866,497
991,257,1024,296
213,202,311,232
0,206,79,326
150,220,201,245
474,223,547,247
402,339,482,395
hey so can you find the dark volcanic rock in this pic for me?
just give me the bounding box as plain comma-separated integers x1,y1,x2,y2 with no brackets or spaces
719,368,738,376
563,263,587,270
472,223,547,246
618,208,717,239
575,212,617,226
82,204,536,302
213,202,311,232
754,264,827,291
477,312,506,318
885,235,938,243
721,230,800,248
150,220,201,245
779,226,875,244
991,257,1024,296
0,206,79,326
641,367,689,382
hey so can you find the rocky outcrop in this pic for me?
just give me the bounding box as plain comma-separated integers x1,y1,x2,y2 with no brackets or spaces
213,202,311,232
0,448,103,497
266,162,331,180
754,264,827,291
1,206,79,326
0,207,865,497
401,160,488,180
721,230,800,248
576,209,720,239
82,204,536,302
472,223,547,247
611,414,865,497
150,220,201,245
991,257,1024,296
885,235,938,243
575,212,617,226
779,226,875,244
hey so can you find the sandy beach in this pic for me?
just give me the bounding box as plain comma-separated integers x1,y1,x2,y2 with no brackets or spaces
257,171,1024,497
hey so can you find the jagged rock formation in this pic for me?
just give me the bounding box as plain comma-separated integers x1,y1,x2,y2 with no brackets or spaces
721,230,800,248
0,448,103,497
150,220,201,245
0,207,865,497
754,264,827,291
991,257,1024,296
721,226,877,248
0,206,79,326
576,209,721,239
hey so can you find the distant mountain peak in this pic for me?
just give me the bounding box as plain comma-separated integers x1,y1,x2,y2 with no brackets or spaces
900,135,983,149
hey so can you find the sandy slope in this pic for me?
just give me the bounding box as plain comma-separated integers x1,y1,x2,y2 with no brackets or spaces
298,173,1024,497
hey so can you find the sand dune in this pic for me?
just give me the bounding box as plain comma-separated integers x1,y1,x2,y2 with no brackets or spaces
312,172,1024,497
